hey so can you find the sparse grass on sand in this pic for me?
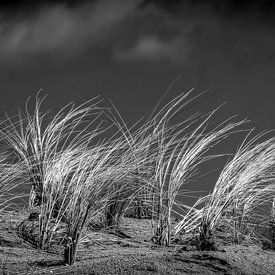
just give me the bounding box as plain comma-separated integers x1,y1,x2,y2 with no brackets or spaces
0,90,274,273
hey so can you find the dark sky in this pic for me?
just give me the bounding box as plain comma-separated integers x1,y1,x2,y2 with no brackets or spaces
0,0,274,132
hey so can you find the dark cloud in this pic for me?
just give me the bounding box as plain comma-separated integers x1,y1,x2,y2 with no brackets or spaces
141,0,275,18
3,0,274,18
0,0,274,83
0,0,140,65
113,0,275,70
0,0,89,10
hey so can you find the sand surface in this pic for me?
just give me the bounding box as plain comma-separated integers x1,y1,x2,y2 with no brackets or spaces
0,213,274,275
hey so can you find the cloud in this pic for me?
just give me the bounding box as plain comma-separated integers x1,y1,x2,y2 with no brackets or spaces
112,1,275,70
0,0,274,72
114,36,187,62
141,0,275,18
0,0,140,64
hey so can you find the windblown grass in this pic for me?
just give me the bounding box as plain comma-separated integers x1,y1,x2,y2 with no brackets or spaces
144,91,246,245
33,102,155,263
0,153,26,216
54,134,153,264
195,133,275,248
0,93,103,208
1,89,274,266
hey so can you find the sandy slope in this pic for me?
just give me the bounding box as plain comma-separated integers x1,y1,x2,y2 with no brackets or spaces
0,214,274,275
